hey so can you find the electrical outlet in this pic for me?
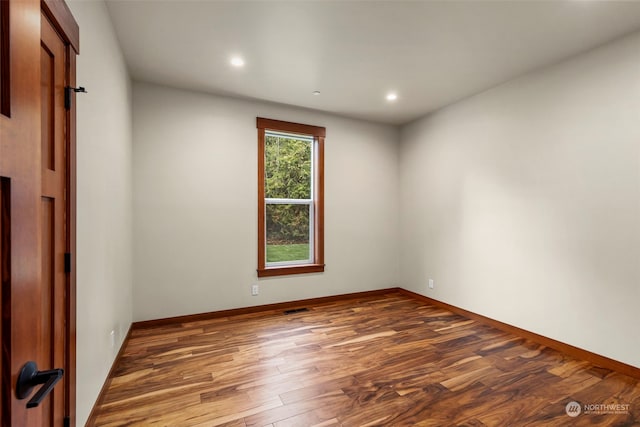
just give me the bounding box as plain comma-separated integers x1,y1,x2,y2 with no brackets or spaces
110,330,116,348
428,279,434,289
252,284,259,296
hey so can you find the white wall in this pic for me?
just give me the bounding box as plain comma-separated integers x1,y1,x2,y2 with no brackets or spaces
400,31,640,368
67,1,133,425
133,82,399,321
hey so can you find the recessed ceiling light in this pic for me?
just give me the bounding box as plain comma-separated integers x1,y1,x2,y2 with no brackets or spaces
386,92,398,101
230,57,245,67
313,91,321,96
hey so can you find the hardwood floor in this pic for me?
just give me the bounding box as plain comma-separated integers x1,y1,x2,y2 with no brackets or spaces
89,292,640,426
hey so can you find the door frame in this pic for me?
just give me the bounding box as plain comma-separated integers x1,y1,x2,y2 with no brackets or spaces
40,1,78,424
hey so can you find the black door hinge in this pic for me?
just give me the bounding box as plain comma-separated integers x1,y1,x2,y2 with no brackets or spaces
63,416,70,427
64,87,71,110
64,253,71,274
64,86,87,110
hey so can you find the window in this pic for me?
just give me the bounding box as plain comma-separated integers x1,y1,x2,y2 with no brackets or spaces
257,117,325,277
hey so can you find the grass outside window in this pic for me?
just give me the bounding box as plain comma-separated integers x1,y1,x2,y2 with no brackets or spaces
266,243,310,263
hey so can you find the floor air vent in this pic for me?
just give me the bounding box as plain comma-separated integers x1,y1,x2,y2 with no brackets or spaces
283,308,309,315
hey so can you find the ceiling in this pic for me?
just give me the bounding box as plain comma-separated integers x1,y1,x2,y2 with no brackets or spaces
105,1,640,125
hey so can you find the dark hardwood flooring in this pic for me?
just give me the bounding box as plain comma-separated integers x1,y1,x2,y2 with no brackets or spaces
89,292,640,426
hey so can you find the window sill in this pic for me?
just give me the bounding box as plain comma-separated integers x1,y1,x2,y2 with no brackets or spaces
257,264,325,278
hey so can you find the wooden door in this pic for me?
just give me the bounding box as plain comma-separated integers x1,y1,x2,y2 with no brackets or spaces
40,9,69,427
0,0,78,425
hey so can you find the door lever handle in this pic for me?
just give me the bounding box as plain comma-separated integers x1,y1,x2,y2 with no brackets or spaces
16,361,64,408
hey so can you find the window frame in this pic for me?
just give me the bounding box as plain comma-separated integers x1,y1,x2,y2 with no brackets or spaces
257,117,325,277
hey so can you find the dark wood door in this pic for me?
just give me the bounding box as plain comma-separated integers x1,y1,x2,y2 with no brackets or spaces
0,0,78,425
40,10,69,427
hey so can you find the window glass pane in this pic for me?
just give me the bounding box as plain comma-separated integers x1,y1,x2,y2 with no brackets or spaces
266,203,310,263
265,134,311,199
